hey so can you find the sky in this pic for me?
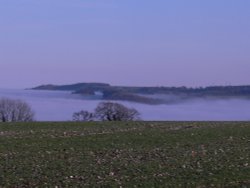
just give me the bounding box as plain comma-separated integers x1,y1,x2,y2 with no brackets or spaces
0,0,250,88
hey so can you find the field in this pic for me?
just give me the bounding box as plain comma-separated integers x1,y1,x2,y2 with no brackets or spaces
0,122,250,187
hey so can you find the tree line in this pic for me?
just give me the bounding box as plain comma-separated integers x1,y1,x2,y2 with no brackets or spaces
73,102,140,121
0,98,140,122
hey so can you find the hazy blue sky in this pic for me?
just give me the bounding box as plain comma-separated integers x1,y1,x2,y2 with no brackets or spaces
0,0,250,88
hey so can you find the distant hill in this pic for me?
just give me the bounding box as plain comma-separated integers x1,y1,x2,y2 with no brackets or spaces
33,83,110,91
32,83,250,104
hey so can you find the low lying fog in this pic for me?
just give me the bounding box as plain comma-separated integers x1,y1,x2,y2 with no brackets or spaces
0,89,249,121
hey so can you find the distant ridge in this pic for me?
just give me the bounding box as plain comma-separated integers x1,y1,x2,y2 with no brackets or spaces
32,83,110,91
32,83,250,104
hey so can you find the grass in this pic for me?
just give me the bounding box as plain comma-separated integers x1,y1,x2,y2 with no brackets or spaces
0,122,250,187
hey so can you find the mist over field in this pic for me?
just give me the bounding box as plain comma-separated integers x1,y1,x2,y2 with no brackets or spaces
0,89,249,121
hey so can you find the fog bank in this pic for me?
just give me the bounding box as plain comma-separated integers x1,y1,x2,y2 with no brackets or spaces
0,89,249,121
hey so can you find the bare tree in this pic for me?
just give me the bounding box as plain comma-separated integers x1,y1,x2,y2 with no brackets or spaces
94,102,140,121
0,98,35,122
72,110,94,122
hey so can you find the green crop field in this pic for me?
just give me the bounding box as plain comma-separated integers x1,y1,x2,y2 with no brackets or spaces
0,122,250,187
